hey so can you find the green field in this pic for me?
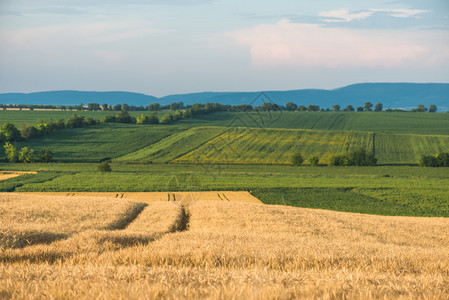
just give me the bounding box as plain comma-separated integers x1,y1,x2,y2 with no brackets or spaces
1,124,184,162
177,111,449,135
1,163,449,217
115,127,226,163
1,110,449,217
175,127,374,165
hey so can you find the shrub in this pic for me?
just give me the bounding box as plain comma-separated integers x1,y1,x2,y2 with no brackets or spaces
328,149,376,166
98,162,112,172
328,154,347,166
160,114,173,124
420,153,449,167
18,147,34,163
39,149,53,162
291,153,304,166
309,155,320,166
101,115,117,123
4,142,18,162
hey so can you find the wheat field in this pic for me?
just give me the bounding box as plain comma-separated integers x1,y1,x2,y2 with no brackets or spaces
1,193,449,299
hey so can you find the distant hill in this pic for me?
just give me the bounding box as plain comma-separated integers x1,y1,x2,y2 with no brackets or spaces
0,91,158,107
1,83,448,111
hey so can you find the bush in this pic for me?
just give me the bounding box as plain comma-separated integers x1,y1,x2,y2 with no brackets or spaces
160,114,173,124
420,153,449,167
309,155,320,166
39,149,53,162
291,153,304,166
18,147,34,163
4,142,18,162
328,149,377,166
101,115,117,123
98,162,112,172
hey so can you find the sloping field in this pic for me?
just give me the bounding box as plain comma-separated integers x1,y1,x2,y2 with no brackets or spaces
375,133,449,164
1,198,448,299
175,127,374,164
179,111,449,135
115,127,226,163
4,123,182,162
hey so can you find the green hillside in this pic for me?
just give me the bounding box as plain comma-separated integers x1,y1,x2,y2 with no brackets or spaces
174,127,374,165
115,127,226,163
375,133,449,164
2,124,183,162
178,111,449,135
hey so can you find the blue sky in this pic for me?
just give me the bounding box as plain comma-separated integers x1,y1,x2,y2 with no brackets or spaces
1,0,448,96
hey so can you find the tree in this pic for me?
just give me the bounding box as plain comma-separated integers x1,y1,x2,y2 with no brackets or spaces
39,149,53,162
101,103,109,111
356,106,364,112
173,110,183,120
416,104,427,112
344,105,355,112
332,104,340,112
4,142,18,162
21,124,39,140
65,114,86,128
374,103,383,112
286,102,298,111
147,103,160,111
159,114,173,124
291,153,304,166
429,104,437,113
122,103,129,111
307,105,320,112
98,162,112,172
0,122,21,142
309,155,320,166
87,103,100,111
261,102,280,111
116,111,136,123
298,105,307,111
364,102,373,111
113,104,122,111
18,147,34,163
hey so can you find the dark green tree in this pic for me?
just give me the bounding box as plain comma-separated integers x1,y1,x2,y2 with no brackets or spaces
291,153,304,166
374,103,383,112
39,149,53,162
0,122,21,142
286,102,298,111
364,102,373,111
429,104,437,113
332,104,340,112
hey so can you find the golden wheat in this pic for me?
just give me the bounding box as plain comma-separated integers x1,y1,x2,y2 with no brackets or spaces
0,194,448,299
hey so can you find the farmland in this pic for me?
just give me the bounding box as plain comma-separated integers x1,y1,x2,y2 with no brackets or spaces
1,194,448,299
1,109,449,298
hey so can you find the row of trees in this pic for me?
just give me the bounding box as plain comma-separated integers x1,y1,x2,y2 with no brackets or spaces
3,142,52,163
0,115,98,144
291,149,377,166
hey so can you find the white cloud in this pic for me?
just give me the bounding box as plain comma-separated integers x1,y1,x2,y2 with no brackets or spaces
319,9,374,23
228,19,449,69
319,8,430,23
371,9,430,18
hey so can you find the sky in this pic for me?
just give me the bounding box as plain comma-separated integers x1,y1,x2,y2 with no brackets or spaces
0,0,448,96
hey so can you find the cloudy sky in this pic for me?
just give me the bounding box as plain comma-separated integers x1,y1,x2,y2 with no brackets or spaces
1,0,448,96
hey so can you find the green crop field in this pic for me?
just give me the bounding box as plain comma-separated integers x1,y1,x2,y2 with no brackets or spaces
1,124,184,162
175,127,374,165
178,111,449,135
115,127,227,163
1,163,448,217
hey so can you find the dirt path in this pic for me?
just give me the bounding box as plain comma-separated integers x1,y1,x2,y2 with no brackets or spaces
0,171,37,181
